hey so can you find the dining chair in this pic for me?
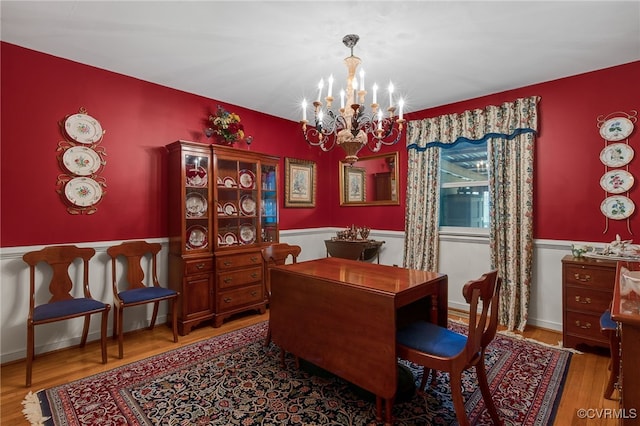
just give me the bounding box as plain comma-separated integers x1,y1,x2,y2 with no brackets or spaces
260,243,301,363
396,270,502,426
107,241,179,359
22,245,110,387
600,308,619,399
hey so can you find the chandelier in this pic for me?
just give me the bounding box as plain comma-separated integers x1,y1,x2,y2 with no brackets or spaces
300,34,405,165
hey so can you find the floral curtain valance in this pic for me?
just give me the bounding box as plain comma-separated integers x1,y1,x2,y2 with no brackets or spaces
407,96,540,150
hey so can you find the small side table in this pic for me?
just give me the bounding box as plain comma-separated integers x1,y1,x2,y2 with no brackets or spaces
324,239,385,263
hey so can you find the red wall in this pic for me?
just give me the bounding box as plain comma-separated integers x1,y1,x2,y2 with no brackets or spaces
406,61,640,242
2,42,639,247
0,42,339,247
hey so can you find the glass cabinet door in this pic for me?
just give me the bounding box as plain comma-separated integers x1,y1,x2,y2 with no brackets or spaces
260,163,278,243
184,152,210,252
215,159,259,247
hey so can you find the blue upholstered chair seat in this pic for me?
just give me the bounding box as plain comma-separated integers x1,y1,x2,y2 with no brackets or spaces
33,298,107,322
397,321,467,358
600,309,616,330
118,287,176,304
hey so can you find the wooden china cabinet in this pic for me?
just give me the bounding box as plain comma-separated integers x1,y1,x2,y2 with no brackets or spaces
167,141,280,334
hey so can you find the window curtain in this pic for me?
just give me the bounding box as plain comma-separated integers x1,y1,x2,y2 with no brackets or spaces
404,96,539,331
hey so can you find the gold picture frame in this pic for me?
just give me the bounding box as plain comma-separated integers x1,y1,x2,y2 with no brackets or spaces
285,158,317,207
345,167,366,203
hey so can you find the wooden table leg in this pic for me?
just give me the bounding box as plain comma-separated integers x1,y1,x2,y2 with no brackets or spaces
385,397,394,425
375,396,382,421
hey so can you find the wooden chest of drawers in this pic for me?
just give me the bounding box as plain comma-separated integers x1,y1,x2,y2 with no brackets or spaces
213,248,266,327
562,255,616,349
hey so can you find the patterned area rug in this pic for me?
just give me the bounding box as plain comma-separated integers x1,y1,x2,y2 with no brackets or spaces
23,321,571,425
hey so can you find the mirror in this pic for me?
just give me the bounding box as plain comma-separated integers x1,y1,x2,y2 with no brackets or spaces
339,152,399,206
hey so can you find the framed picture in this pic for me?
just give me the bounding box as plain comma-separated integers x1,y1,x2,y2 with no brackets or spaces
345,167,366,202
285,158,316,207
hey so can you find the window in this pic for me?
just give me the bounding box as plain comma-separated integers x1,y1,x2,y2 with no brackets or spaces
439,141,489,229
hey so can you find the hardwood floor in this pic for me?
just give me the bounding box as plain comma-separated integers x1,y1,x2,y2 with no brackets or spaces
1,311,619,425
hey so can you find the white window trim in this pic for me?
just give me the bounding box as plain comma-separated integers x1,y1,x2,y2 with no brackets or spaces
439,226,489,237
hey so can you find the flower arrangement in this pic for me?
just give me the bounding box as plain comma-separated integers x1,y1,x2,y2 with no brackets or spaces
208,105,245,145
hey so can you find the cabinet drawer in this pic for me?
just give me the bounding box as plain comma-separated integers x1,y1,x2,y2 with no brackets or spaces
217,284,264,310
565,286,612,313
216,252,262,270
565,311,607,342
217,267,263,289
185,258,213,275
564,265,615,290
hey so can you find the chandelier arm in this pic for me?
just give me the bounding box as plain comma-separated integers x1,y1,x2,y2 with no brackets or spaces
302,126,336,152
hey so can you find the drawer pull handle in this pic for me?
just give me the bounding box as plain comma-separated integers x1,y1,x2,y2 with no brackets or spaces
574,296,592,304
196,263,205,270
251,291,257,296
224,261,232,266
573,273,591,282
250,273,258,279
250,256,259,263
224,297,232,303
224,277,233,283
574,320,591,329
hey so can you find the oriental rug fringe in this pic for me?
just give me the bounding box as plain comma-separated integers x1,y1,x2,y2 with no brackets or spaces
23,321,571,425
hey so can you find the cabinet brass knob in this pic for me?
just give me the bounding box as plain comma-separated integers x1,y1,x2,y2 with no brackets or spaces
250,256,258,263
224,277,232,283
574,296,592,304
251,291,257,296
573,273,591,282
196,263,205,269
574,320,591,329
224,261,232,266
224,297,232,303
250,273,258,278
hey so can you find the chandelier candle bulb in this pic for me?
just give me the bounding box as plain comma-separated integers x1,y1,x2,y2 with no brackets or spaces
372,83,378,105
388,82,394,109
317,79,324,102
327,75,334,98
301,99,307,122
340,89,345,109
398,99,404,120
360,69,365,92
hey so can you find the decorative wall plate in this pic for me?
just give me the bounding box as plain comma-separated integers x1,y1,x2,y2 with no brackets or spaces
217,234,224,246
217,202,224,215
601,195,635,220
600,170,635,194
239,169,255,189
600,117,634,141
223,202,237,216
186,166,207,187
240,195,256,215
239,224,256,244
185,192,207,217
599,143,634,167
186,225,208,249
64,113,104,144
64,177,103,207
62,146,102,176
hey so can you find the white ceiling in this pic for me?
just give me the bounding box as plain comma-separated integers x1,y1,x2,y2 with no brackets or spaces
2,1,639,122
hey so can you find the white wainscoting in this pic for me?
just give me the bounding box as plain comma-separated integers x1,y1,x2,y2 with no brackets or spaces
0,230,585,363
